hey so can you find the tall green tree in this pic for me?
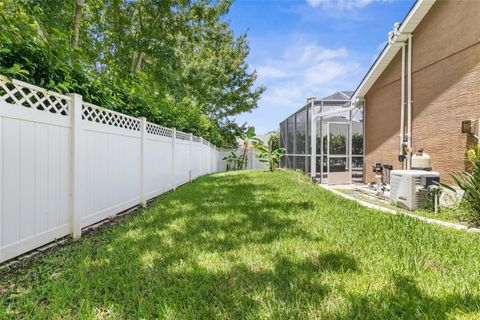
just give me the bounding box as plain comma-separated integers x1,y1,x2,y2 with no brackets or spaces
0,0,263,148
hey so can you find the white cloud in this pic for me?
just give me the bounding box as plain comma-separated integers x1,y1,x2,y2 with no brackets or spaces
255,66,287,79
307,0,383,10
253,43,360,112
234,40,363,133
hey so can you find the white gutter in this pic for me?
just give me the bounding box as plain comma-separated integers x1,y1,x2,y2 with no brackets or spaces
351,0,436,100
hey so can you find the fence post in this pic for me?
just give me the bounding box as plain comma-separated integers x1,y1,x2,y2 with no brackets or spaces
172,128,176,190
68,93,83,239
209,143,211,173
140,117,147,207
189,133,193,182
200,137,203,175
207,142,210,174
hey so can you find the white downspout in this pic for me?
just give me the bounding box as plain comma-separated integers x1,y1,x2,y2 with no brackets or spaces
400,43,406,167
407,34,413,169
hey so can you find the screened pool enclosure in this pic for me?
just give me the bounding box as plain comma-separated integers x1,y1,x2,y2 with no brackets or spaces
279,91,364,184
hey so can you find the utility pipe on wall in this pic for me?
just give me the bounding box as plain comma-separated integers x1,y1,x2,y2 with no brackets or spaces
400,43,406,167
407,34,413,169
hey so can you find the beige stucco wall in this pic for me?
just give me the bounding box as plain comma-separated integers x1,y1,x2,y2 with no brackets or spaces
364,0,480,184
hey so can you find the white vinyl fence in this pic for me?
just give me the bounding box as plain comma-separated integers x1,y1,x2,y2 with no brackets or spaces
0,75,225,263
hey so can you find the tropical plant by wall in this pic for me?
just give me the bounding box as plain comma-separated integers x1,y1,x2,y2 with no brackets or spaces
443,144,480,224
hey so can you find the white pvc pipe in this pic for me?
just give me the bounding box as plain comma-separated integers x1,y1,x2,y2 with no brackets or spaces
407,35,412,170
400,43,405,162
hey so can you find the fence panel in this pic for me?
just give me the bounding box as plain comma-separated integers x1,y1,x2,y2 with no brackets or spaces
0,77,72,262
0,75,227,263
79,103,142,228
202,141,209,175
192,141,202,179
145,123,174,198
174,136,190,186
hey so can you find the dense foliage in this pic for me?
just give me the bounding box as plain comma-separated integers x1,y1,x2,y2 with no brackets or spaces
222,151,243,171
444,144,480,224
321,132,363,155
268,131,279,151
0,0,264,147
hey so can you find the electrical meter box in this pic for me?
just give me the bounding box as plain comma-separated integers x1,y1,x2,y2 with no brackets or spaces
462,120,474,134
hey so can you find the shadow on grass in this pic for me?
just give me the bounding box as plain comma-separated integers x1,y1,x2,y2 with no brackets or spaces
1,171,479,318
333,274,480,319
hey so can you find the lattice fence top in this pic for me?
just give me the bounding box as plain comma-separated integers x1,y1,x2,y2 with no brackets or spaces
0,74,220,148
82,103,140,131
176,131,190,141
0,76,70,116
146,122,173,137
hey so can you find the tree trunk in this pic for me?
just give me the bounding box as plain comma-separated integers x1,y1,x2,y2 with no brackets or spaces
242,144,248,170
131,51,138,73
134,52,144,73
71,0,85,48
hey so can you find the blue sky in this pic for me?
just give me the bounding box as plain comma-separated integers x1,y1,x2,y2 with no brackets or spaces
227,0,414,133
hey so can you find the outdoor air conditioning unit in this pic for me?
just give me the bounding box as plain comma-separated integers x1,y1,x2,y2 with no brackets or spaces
390,170,440,210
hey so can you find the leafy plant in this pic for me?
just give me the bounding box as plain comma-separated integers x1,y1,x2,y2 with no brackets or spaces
442,144,480,224
253,139,286,172
222,152,243,171
268,131,280,151
319,132,363,155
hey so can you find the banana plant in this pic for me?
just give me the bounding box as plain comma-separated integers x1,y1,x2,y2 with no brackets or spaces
239,126,256,170
222,152,244,171
253,139,285,172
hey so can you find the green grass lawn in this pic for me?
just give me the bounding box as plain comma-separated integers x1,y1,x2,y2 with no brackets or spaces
334,187,465,224
1,170,480,319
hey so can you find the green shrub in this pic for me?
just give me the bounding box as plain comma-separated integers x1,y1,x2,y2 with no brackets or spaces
444,144,480,224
